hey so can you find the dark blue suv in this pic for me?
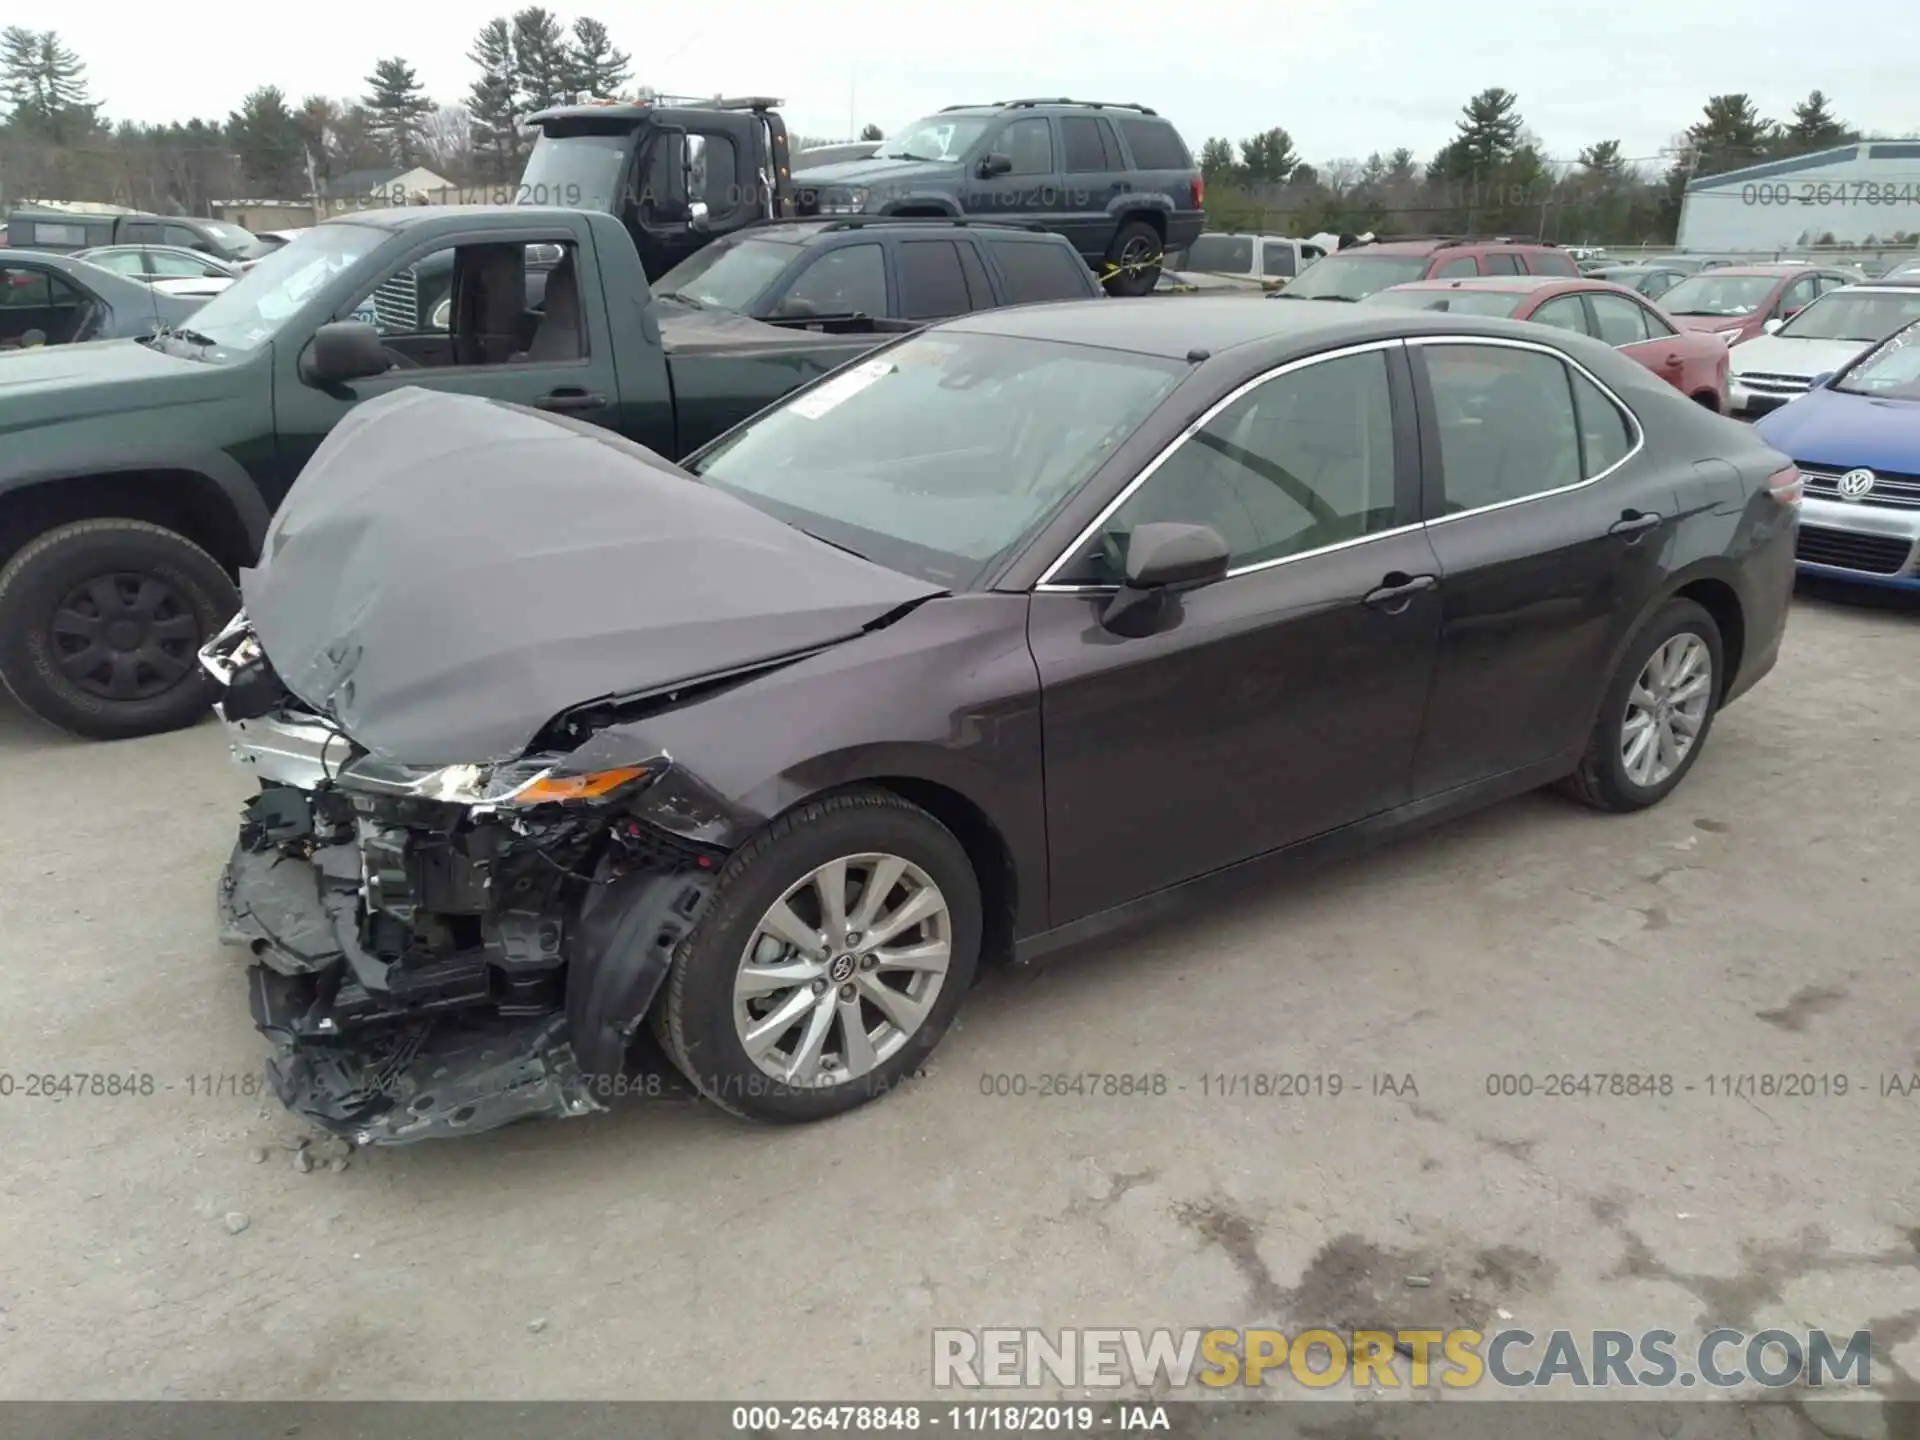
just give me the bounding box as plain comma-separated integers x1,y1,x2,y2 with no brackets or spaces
791,99,1205,297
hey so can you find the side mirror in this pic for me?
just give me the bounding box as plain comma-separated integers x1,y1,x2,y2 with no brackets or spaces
1100,522,1230,633
690,200,711,230
1762,317,1784,335
300,321,391,386
978,153,1014,178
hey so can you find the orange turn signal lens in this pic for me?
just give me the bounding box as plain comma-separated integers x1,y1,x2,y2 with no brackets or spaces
510,766,649,805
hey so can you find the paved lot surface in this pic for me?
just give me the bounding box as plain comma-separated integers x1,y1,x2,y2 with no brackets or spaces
1,583,1916,1413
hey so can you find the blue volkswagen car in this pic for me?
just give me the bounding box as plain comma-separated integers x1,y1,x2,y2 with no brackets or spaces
1754,318,1920,589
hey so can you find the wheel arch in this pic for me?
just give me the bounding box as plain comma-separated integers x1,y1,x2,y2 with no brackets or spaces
0,454,269,574
1597,563,1748,720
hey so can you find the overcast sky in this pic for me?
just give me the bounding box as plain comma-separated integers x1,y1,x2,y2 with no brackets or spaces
14,0,1917,168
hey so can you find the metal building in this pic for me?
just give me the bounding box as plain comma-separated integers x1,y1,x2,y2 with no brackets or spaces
1677,140,1920,250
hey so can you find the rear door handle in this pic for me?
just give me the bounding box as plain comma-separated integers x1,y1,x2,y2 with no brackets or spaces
535,389,607,412
1609,510,1663,537
1362,573,1437,612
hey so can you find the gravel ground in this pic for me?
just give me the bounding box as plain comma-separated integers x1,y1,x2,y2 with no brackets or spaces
0,581,1915,1413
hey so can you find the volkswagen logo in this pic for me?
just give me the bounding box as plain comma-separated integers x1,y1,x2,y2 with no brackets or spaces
1837,468,1877,501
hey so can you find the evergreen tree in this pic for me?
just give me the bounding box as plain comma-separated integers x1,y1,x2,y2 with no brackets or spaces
1781,90,1850,155
1,26,96,142
565,17,630,99
1429,88,1523,182
511,8,573,113
362,57,432,167
467,18,521,179
1677,93,1775,179
1198,136,1238,183
1577,139,1623,176
1238,127,1298,184
226,85,306,198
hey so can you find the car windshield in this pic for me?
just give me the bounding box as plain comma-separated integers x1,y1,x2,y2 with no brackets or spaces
874,116,992,163
1833,320,1920,399
1361,286,1527,318
175,222,387,353
1281,254,1433,301
1777,291,1920,343
1659,273,1779,316
686,331,1186,586
653,236,798,312
519,131,628,210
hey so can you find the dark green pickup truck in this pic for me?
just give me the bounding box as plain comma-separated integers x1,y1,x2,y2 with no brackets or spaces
0,206,892,741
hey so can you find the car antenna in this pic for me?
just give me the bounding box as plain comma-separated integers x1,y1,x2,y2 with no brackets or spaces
1186,347,1210,363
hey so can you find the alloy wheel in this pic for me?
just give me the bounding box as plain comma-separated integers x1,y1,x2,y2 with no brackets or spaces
732,853,952,1088
1620,632,1713,789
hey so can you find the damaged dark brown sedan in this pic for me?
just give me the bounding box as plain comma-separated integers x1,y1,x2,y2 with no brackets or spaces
206,299,1798,1144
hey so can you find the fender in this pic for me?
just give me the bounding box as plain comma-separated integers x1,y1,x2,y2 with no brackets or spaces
1585,554,1750,734
0,444,273,555
1104,193,1175,224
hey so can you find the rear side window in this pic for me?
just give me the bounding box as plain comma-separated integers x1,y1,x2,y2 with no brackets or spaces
985,237,1093,303
1530,295,1592,335
896,239,972,319
1482,253,1524,275
1116,117,1192,170
1589,292,1652,345
1262,242,1297,278
31,221,88,247
1527,250,1580,276
1571,369,1634,477
1432,256,1478,278
1423,343,1585,512
1060,117,1112,173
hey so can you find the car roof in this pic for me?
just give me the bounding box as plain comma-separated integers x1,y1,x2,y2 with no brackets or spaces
1831,279,1920,291
745,219,1070,247
941,293,1573,359
1690,264,1819,277
1387,275,1574,293
1342,238,1557,256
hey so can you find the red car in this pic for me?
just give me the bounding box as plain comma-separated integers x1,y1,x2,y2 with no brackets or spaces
1361,275,1730,411
1656,264,1858,348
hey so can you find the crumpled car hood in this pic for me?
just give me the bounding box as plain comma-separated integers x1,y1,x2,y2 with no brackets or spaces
241,387,945,768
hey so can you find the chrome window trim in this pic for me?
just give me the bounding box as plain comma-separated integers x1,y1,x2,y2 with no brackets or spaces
1406,334,1646,527
1033,338,1409,591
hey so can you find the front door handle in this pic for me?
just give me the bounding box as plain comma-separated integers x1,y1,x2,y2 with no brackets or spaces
1362,572,1437,612
1609,510,1663,538
535,388,607,412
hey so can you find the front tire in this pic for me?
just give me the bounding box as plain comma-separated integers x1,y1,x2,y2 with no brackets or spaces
0,518,238,741
655,788,981,1123
1561,598,1724,812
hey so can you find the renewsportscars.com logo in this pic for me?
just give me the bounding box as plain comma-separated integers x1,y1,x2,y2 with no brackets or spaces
933,1327,1875,1391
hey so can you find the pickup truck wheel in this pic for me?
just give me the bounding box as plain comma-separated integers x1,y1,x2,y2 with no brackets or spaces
1103,219,1163,297
0,519,238,741
655,787,981,1123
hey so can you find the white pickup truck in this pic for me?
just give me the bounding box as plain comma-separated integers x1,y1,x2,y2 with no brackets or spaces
1159,230,1364,291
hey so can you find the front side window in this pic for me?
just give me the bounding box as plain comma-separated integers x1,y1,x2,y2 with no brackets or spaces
1055,349,1401,584
346,240,585,366
772,243,888,319
86,250,148,277
997,119,1054,176
1423,344,1585,513
687,331,1186,587
1589,292,1652,345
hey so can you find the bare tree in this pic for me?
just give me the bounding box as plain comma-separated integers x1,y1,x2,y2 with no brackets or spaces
420,102,475,180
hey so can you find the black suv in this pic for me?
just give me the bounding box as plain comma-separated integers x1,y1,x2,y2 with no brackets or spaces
790,99,1204,297
651,218,1103,331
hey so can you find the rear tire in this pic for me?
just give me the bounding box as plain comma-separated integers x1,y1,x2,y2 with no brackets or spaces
1560,598,1724,813
0,518,237,741
655,787,981,1123
1102,219,1163,297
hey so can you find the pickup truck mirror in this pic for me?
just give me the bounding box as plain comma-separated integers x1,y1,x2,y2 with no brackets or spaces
978,153,1014,178
301,321,392,386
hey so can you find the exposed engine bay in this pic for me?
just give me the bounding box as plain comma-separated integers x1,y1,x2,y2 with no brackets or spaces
206,616,732,1144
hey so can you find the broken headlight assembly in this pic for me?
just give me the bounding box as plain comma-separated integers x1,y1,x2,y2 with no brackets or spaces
336,755,655,810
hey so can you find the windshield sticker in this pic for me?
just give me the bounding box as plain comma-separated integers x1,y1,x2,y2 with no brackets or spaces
789,359,895,419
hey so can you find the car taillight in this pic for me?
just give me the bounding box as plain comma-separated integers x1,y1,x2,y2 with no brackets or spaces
1766,465,1803,506
1191,177,1204,208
